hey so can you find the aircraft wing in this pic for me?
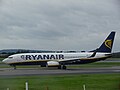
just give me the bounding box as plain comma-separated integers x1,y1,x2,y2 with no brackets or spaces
58,49,98,63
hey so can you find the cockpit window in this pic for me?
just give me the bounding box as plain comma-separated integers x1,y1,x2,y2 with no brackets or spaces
8,57,13,59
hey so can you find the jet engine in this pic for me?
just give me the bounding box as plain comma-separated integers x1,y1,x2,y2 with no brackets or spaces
47,61,60,67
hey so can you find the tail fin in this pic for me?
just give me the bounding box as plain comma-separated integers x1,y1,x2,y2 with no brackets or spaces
97,31,116,53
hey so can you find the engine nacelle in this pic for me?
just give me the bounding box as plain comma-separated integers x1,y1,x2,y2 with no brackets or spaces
47,61,60,67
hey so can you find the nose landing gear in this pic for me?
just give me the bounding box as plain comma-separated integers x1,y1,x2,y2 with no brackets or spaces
10,65,16,69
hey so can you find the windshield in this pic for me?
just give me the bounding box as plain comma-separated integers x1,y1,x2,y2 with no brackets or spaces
8,57,13,59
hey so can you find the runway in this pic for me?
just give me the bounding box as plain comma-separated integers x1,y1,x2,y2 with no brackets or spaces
0,66,120,76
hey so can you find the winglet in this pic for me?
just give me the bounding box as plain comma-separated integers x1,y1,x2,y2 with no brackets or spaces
89,48,98,57
97,31,116,53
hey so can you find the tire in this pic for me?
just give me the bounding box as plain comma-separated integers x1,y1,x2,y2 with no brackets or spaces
62,65,66,69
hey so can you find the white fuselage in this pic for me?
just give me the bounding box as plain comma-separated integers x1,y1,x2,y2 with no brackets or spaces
2,52,108,65
1,31,115,69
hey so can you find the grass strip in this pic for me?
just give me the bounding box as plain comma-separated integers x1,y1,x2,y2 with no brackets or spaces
0,74,120,90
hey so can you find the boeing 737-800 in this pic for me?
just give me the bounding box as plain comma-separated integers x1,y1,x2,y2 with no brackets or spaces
2,31,116,69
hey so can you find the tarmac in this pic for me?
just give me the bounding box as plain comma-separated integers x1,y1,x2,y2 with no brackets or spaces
0,66,120,76
0,59,120,76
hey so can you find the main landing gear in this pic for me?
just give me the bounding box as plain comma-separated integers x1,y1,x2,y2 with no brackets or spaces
58,65,67,70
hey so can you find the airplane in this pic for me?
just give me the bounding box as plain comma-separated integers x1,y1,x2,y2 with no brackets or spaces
2,31,116,69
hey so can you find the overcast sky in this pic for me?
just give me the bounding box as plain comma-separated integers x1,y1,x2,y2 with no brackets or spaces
0,0,120,52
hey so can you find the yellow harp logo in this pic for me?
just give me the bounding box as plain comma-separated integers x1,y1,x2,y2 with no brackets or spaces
105,40,112,49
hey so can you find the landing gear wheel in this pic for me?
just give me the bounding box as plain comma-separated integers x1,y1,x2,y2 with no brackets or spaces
13,65,16,70
62,65,66,70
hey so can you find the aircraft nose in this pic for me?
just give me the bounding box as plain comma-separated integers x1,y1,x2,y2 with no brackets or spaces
2,58,8,63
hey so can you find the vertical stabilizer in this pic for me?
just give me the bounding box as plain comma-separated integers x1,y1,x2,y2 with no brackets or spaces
97,31,115,53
